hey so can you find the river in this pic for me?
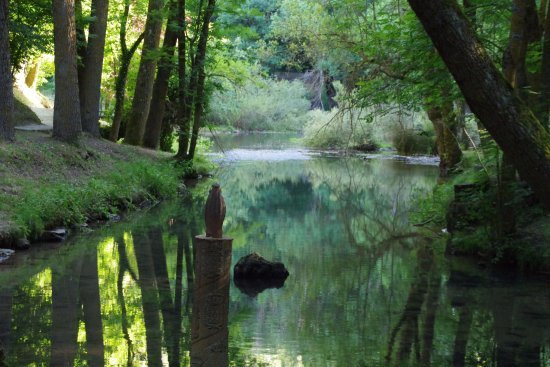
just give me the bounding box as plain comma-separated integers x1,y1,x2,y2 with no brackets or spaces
0,133,548,366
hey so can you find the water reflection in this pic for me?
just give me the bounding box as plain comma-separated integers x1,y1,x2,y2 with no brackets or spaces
0,138,548,366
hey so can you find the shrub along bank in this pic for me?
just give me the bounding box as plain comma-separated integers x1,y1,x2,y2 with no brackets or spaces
412,151,550,271
0,131,213,246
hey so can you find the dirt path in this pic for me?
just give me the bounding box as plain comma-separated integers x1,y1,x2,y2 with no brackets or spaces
15,105,53,132
30,107,53,126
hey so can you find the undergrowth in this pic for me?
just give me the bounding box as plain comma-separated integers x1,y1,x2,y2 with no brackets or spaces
0,132,217,242
411,146,549,270
12,159,183,239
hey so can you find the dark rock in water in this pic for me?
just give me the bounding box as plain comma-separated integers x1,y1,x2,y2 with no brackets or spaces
40,227,68,242
234,276,287,298
0,248,15,264
15,238,31,250
234,252,289,281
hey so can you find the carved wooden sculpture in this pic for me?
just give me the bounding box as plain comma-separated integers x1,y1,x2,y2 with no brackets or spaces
204,183,226,238
192,183,232,366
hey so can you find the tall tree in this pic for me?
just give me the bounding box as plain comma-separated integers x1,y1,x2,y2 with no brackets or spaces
143,0,179,149
78,0,110,136
175,0,190,160
108,0,145,142
177,0,216,160
407,0,550,209
124,0,165,146
539,0,550,126
52,0,82,142
0,0,14,142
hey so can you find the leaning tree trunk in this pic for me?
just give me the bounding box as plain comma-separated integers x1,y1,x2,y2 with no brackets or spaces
52,0,82,143
143,0,179,149
0,0,14,142
124,0,165,146
79,0,109,137
407,0,550,209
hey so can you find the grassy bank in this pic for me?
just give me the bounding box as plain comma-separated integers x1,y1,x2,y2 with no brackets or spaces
0,131,212,245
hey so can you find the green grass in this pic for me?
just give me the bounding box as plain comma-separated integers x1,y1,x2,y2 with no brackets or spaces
0,131,216,242
11,159,183,239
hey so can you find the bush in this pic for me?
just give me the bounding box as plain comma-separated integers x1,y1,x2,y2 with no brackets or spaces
207,78,310,131
390,128,435,156
303,108,378,150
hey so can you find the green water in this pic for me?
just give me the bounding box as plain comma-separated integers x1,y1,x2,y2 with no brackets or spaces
0,134,548,366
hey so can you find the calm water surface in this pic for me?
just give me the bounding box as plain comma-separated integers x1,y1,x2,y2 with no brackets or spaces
0,133,548,366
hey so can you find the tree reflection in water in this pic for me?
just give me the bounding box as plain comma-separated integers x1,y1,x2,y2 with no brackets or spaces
0,152,548,366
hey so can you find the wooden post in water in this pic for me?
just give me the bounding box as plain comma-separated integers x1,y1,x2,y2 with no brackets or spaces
191,183,232,367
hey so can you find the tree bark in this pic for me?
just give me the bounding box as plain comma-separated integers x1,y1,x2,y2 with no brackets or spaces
53,0,82,143
0,0,15,142
407,0,550,209
143,1,179,149
108,0,145,142
175,0,192,160
427,102,462,177
75,0,87,88
186,0,216,160
124,0,165,146
79,0,109,136
540,1,550,127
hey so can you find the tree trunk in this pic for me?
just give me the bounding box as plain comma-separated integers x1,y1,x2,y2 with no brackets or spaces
50,258,83,366
407,0,550,209
0,288,13,363
143,1,179,149
109,0,144,142
52,0,82,143
186,0,216,160
133,228,163,367
498,0,537,235
124,0,165,146
175,0,191,160
0,0,15,142
75,0,87,87
79,248,104,367
540,1,550,127
79,0,109,136
109,42,145,142
426,102,462,177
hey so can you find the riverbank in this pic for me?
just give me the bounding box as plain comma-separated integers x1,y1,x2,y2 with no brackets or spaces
0,131,211,248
